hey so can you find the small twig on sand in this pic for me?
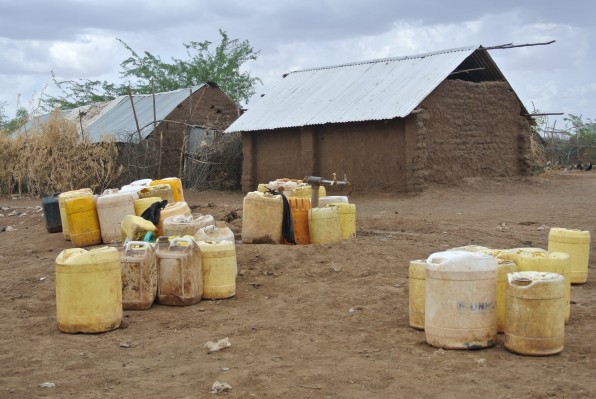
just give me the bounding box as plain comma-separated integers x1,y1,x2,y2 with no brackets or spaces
290,384,322,390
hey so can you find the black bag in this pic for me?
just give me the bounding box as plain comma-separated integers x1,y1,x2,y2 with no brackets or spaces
280,193,296,245
140,200,168,225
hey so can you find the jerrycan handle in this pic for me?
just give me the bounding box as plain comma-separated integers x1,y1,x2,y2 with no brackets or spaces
170,237,194,247
125,241,152,252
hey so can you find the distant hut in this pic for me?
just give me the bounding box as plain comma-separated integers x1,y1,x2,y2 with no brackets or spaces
23,84,240,179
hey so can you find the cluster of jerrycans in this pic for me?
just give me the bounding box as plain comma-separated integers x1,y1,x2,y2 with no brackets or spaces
122,237,237,309
56,236,237,333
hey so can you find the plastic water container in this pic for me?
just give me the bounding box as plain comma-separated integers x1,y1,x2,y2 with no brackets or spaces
119,241,157,310
504,272,565,355
156,202,192,237
137,184,175,205
42,194,62,233
496,247,545,266
195,222,235,243
287,197,311,245
318,196,349,207
548,227,591,284
121,215,157,242
96,192,136,244
408,259,426,330
151,177,184,202
130,178,153,186
155,237,203,306
308,207,341,245
65,194,102,247
242,191,283,244
58,188,93,240
327,203,356,240
517,251,571,323
134,197,162,216
425,251,497,349
496,260,517,333
198,240,237,299
448,245,491,253
163,213,215,237
55,247,122,333
120,185,143,198
293,185,326,198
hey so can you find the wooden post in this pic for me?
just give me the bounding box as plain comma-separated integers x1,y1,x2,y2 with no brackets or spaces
152,81,162,178
127,86,142,140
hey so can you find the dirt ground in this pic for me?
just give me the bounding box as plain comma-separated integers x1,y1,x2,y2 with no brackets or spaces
1,171,595,399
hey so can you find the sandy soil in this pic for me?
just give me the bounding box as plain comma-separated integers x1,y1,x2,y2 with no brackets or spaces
1,171,595,399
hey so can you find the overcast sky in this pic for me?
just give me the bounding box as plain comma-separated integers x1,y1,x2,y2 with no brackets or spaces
1,0,594,129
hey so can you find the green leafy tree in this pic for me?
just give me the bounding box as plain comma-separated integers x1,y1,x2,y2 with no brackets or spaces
0,104,29,135
564,114,596,162
41,30,260,110
41,72,125,111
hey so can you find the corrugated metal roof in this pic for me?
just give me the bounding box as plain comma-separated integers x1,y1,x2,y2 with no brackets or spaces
20,85,205,141
226,45,515,133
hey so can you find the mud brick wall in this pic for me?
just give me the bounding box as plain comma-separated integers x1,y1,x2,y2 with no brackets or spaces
242,119,407,192
416,80,532,184
151,85,239,178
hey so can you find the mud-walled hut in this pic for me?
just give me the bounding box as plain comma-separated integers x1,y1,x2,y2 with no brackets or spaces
225,45,534,192
22,84,240,179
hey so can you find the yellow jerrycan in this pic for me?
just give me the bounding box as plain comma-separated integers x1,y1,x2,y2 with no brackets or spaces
496,247,545,266
548,227,591,284
150,177,184,202
504,272,565,356
58,188,93,240
134,196,162,216
308,206,341,245
65,194,102,247
327,203,356,240
55,247,122,333
198,240,237,299
121,215,157,242
408,259,426,330
496,260,517,333
517,251,571,323
119,241,157,310
137,184,175,205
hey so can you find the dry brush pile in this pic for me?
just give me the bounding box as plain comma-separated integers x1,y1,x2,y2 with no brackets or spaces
0,112,122,196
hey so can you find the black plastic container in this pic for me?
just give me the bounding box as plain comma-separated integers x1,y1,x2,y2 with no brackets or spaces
42,194,62,233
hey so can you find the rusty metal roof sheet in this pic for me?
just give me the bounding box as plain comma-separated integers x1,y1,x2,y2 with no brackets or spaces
226,45,522,133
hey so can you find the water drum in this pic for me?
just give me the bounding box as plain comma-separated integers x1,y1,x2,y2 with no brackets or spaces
425,251,497,349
